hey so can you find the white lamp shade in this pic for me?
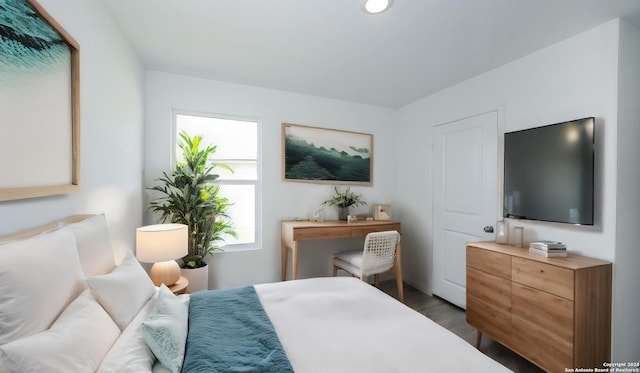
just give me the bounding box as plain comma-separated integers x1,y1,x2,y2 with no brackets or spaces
136,224,188,263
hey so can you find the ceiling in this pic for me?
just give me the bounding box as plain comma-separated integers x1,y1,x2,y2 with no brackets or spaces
102,0,640,108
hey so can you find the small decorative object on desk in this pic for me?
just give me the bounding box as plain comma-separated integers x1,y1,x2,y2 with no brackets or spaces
310,209,325,223
529,240,568,257
347,215,358,223
373,204,391,220
322,186,367,221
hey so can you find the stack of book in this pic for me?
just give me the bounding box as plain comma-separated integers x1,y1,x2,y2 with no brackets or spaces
529,241,567,257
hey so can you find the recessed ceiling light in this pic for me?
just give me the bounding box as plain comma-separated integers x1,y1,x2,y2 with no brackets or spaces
362,0,393,15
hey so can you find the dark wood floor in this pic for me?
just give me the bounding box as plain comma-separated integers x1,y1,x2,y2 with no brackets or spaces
378,280,544,373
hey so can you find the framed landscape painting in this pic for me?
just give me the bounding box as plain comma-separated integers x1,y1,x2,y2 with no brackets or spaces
282,123,373,185
0,0,80,201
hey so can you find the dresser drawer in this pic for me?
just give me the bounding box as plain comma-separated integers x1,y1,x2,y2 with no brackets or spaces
512,316,573,373
512,257,574,300
512,282,573,343
467,246,511,279
467,267,511,312
467,294,511,346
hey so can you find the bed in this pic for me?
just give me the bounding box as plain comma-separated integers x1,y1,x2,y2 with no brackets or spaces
0,215,510,373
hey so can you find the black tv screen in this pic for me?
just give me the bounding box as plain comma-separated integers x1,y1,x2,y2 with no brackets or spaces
503,117,595,225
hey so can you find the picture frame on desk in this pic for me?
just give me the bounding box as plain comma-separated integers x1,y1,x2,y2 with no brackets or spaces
374,204,391,220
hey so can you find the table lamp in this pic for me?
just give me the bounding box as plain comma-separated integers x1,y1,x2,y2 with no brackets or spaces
136,223,188,287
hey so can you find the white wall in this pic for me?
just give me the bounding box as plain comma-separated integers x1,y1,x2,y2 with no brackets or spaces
0,0,146,261
396,19,634,357
144,71,397,288
613,20,640,361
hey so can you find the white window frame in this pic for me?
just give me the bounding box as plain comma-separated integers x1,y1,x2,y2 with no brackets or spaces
171,109,262,252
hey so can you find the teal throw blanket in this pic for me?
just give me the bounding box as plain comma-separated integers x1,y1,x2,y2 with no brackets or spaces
181,286,293,373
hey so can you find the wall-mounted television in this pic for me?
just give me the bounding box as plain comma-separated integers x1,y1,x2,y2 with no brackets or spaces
503,117,595,225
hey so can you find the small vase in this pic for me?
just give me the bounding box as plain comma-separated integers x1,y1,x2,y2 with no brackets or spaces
338,207,350,221
496,220,508,243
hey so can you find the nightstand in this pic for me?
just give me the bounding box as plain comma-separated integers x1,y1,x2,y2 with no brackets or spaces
168,276,189,295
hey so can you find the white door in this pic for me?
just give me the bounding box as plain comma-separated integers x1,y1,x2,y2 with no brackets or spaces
432,110,498,308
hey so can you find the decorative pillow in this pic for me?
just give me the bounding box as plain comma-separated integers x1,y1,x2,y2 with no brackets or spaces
141,285,189,373
63,214,116,276
87,251,156,330
0,227,85,345
97,292,159,373
0,290,120,373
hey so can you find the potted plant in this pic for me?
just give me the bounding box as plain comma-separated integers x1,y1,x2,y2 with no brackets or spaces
322,186,367,220
148,131,237,292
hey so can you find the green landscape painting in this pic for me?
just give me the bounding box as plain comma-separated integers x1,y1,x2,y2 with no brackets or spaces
283,123,372,185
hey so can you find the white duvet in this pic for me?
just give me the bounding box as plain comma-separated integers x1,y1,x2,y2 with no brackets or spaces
99,277,510,373
255,277,511,373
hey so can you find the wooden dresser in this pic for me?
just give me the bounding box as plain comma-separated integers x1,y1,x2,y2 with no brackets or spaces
466,241,612,373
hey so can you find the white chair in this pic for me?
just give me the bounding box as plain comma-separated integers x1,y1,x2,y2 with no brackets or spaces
332,230,403,302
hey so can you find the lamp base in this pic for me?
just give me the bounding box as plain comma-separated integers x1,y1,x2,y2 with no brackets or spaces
149,260,181,287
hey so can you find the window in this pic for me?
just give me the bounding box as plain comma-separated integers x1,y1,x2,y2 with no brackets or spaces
174,112,260,250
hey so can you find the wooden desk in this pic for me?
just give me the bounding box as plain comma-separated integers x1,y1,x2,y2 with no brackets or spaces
281,220,403,298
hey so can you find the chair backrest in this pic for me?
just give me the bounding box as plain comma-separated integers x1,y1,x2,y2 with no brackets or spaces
361,230,400,274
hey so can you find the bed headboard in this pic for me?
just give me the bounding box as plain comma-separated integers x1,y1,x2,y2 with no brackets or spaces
0,214,116,277
0,214,94,243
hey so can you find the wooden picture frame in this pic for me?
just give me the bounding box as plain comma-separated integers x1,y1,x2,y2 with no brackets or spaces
373,204,391,220
0,0,80,201
282,123,373,185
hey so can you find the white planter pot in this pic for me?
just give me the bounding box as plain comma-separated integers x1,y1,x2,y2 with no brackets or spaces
181,264,208,293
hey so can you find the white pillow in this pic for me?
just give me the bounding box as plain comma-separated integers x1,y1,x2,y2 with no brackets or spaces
98,292,159,373
64,214,116,276
0,227,85,345
87,251,156,330
0,290,120,373
141,285,189,373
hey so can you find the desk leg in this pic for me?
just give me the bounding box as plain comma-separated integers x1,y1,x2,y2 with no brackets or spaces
281,241,299,281
281,243,288,281
291,242,299,280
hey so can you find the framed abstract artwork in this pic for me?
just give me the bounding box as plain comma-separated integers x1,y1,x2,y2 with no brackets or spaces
282,123,373,185
0,0,80,201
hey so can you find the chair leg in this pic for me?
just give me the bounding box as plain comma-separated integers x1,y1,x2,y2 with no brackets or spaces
374,274,380,288
332,265,338,277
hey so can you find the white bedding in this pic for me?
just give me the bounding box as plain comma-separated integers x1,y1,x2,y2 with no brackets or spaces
256,277,510,373
97,292,158,373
